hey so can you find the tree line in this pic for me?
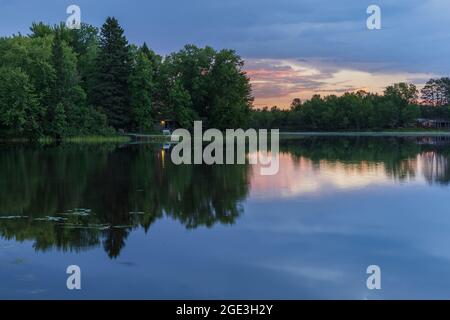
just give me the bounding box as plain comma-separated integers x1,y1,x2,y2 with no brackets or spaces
0,17,253,139
2,16,450,138
250,80,450,131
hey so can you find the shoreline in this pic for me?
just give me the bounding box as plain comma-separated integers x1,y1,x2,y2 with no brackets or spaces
280,131,450,137
0,135,132,144
2,131,450,144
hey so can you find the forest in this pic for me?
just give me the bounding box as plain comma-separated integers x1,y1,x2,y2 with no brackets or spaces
251,81,450,131
1,17,450,140
0,17,252,139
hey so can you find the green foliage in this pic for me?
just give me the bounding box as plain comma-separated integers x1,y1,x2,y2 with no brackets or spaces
0,34,56,111
91,17,132,130
384,83,419,104
71,24,100,101
420,105,450,120
29,22,53,38
48,102,68,139
159,45,252,129
167,79,195,129
421,77,450,106
0,22,110,139
129,49,153,131
48,27,87,138
251,86,421,131
0,17,444,139
0,67,42,138
208,49,253,129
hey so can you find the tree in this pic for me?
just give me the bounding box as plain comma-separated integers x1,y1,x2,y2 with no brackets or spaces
91,17,132,130
68,23,99,57
250,83,422,131
0,35,56,113
167,79,195,129
162,45,252,129
0,67,42,138
208,49,253,129
163,45,215,121
48,102,68,139
384,83,420,127
68,23,100,100
129,49,153,132
48,26,86,138
29,22,53,38
290,98,302,111
421,78,450,106
384,83,419,104
140,42,162,76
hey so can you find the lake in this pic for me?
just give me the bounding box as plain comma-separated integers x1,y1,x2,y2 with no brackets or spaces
1,135,450,299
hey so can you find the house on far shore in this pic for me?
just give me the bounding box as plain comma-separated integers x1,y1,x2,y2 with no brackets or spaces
417,118,450,129
154,119,179,133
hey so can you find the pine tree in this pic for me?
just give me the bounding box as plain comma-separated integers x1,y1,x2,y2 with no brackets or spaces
51,29,65,104
49,26,86,138
48,28,67,138
140,42,161,76
129,49,153,132
91,17,132,130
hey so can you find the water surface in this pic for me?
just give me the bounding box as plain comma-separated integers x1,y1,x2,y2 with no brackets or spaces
1,136,450,299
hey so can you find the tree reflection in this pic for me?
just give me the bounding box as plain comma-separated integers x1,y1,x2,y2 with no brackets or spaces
0,143,250,258
1,136,450,258
280,136,450,185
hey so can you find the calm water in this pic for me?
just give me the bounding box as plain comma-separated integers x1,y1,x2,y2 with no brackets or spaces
1,136,450,299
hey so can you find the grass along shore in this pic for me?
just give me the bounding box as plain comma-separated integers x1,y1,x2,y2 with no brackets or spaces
33,135,132,144
2,129,450,144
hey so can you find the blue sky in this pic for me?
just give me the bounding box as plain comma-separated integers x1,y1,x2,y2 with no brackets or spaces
1,0,449,106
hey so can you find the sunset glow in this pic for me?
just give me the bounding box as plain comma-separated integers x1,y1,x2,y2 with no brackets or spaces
245,59,436,108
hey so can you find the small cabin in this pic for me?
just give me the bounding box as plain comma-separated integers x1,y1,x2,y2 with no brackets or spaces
154,120,179,133
417,118,450,129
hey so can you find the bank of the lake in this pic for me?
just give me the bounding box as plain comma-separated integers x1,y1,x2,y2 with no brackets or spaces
3,130,450,144
35,135,132,144
280,131,450,137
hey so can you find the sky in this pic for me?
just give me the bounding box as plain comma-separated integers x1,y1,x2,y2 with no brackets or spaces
0,0,449,108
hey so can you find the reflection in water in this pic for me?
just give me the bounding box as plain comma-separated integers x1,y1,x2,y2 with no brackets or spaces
0,144,250,258
250,153,391,198
252,137,450,199
282,136,450,183
1,136,450,258
418,151,450,186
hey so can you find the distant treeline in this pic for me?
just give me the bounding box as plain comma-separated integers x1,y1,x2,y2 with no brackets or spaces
0,17,252,139
250,81,450,131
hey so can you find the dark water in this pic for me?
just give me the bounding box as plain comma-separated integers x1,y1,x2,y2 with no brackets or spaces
1,136,450,299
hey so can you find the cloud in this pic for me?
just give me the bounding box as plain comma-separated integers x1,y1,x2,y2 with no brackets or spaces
1,0,447,71
0,0,447,106
245,59,330,102
245,58,436,107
